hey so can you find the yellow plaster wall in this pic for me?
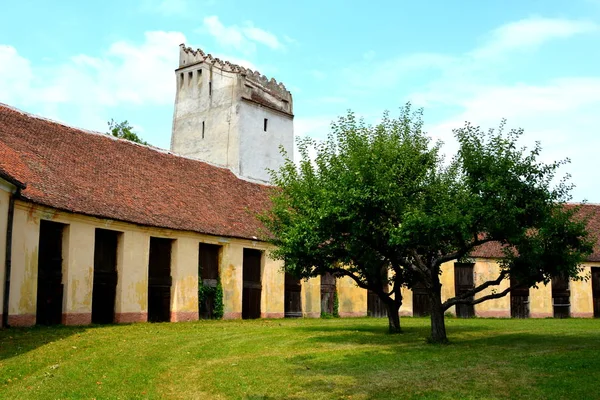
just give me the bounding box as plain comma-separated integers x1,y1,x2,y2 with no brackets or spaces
439,262,456,315
115,230,150,316
220,242,243,318
302,276,321,318
337,276,367,317
529,281,553,318
0,187,11,322
570,264,594,317
9,205,41,319
61,222,95,315
171,237,199,318
400,287,413,316
261,253,285,317
473,260,510,317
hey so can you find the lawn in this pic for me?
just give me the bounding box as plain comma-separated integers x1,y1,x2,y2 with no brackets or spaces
1,317,600,399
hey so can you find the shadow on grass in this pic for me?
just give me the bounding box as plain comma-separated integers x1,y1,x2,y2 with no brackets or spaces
0,325,89,361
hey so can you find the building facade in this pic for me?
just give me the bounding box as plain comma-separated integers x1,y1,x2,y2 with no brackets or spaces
1,45,599,328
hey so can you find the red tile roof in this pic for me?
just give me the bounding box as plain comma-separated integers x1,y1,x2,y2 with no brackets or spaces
0,103,274,240
471,204,600,262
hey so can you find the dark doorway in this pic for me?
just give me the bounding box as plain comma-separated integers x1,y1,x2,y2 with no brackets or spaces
320,272,336,315
510,276,530,318
284,272,302,318
148,237,173,322
198,243,220,319
593,267,600,318
242,249,262,319
552,275,570,318
454,263,475,318
367,290,387,318
92,229,119,324
36,220,65,325
412,281,431,317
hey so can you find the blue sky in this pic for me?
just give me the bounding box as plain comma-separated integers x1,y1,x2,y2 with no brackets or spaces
1,0,600,200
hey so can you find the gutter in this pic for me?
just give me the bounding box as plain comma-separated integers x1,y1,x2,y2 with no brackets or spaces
2,180,24,328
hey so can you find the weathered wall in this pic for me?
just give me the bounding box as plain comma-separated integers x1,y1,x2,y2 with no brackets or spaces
302,276,321,318
6,201,298,326
473,260,510,317
0,182,14,326
337,276,367,317
238,101,294,182
171,65,240,171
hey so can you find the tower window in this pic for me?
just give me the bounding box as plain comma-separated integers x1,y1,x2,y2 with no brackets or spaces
209,82,212,96
188,71,193,85
179,73,184,88
198,69,202,76
264,118,268,132
202,121,205,139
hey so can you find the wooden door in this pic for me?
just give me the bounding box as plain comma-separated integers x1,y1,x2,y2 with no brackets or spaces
552,275,570,318
367,290,387,318
510,276,530,318
92,229,119,324
36,220,65,325
242,249,262,319
284,273,302,318
412,281,431,317
593,268,600,318
454,263,475,318
148,238,173,322
321,272,336,315
199,243,220,319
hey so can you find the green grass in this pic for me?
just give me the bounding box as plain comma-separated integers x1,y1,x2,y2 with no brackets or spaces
1,317,600,399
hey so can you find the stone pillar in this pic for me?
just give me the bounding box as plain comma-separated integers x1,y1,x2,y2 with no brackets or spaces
170,237,199,322
115,230,149,323
302,276,321,318
261,253,284,319
8,205,40,327
400,287,413,317
220,242,243,319
530,281,553,318
61,222,95,325
338,276,367,317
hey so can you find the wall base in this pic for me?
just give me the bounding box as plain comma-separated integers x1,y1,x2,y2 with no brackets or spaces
261,312,284,319
572,312,594,318
399,311,413,317
115,312,147,323
8,314,35,327
223,312,241,319
475,310,511,318
530,312,553,318
62,313,92,325
171,311,198,322
303,312,321,318
339,311,368,318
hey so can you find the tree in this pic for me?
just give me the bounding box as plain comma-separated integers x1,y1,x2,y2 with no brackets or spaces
107,119,150,145
262,104,593,342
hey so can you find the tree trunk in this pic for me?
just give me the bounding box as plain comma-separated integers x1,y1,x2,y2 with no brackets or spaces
386,301,402,334
429,280,448,344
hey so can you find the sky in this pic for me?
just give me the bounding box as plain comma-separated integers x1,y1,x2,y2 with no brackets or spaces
1,0,600,201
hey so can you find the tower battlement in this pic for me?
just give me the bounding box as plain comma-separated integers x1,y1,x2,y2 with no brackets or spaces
178,44,292,116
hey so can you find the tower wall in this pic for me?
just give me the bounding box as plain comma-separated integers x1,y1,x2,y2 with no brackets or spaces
170,44,294,183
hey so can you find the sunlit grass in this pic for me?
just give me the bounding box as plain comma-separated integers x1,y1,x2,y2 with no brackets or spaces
1,317,599,399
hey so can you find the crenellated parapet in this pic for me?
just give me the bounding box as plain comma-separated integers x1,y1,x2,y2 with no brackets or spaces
178,43,292,113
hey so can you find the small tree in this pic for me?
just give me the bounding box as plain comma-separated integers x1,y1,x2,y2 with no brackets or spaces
107,119,150,145
262,104,592,342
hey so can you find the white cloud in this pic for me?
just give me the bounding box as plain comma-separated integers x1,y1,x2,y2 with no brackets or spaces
200,16,285,54
0,31,185,130
472,17,598,59
242,23,284,50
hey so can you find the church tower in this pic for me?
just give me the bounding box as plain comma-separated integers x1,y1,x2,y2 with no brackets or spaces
170,44,294,182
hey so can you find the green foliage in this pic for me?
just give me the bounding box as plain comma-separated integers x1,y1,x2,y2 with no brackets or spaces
198,278,224,320
107,119,150,145
262,102,593,342
333,290,340,318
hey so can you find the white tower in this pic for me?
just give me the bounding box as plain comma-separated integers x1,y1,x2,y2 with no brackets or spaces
170,44,294,182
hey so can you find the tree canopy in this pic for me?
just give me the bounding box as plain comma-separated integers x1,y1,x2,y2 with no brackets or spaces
262,104,593,343
107,119,149,146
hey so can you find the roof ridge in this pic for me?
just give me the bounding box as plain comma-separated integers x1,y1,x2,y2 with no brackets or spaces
0,102,272,187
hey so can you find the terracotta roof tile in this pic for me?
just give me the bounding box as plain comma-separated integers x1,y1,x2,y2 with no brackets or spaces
0,104,274,240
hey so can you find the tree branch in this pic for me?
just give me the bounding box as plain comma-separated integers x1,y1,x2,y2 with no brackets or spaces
433,237,496,267
442,270,509,309
444,286,513,310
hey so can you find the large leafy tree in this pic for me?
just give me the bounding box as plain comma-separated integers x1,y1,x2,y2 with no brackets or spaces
262,104,592,343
